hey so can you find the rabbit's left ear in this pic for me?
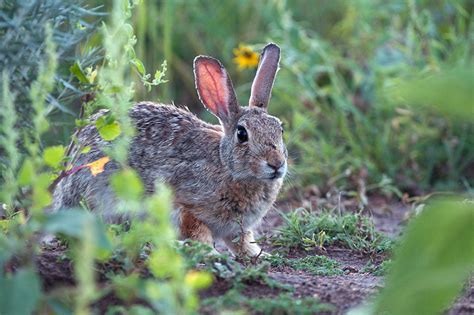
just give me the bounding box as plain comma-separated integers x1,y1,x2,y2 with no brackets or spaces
249,43,280,111
194,56,240,130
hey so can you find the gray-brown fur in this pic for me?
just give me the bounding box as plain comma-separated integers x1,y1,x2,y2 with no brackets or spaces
52,43,286,257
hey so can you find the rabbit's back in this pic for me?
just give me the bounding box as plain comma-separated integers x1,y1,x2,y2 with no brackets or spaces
53,102,224,219
128,103,224,193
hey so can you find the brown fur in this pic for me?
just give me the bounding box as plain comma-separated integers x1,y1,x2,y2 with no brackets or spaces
179,210,213,244
52,44,285,257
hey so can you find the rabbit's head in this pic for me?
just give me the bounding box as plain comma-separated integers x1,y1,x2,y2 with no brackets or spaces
194,43,287,181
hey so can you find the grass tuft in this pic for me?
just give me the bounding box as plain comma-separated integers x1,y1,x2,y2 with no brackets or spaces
272,208,393,254
268,254,344,276
202,290,334,315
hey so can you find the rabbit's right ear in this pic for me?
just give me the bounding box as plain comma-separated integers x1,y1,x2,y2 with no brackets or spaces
194,56,240,129
249,43,280,110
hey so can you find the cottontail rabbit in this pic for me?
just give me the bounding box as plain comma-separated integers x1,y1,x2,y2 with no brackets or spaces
53,43,287,257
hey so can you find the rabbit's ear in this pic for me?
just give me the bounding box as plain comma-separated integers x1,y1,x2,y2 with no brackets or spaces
249,43,280,110
194,56,239,128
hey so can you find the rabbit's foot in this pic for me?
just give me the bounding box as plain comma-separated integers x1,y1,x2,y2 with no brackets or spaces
224,230,266,258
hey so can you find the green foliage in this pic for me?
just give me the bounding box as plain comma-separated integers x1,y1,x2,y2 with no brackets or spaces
0,268,41,315
0,0,104,141
95,115,122,141
386,67,474,120
17,159,34,186
43,210,110,250
70,62,90,84
43,145,65,168
203,290,334,315
0,1,196,314
110,169,144,201
373,198,474,315
0,72,19,207
178,240,288,291
133,0,473,192
273,208,393,253
268,254,344,276
361,260,392,276
74,219,97,315
6,24,58,213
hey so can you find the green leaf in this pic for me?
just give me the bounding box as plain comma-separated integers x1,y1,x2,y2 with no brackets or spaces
111,169,144,201
0,268,41,315
81,146,91,154
43,145,65,168
386,66,474,120
374,198,474,315
96,116,122,141
43,209,111,250
70,62,89,83
185,271,213,290
32,173,52,210
17,159,34,186
131,58,146,75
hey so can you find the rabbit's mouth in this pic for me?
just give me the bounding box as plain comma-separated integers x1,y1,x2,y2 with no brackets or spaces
270,168,286,179
260,161,287,180
269,171,285,180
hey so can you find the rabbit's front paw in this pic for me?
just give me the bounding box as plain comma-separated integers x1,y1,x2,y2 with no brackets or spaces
224,231,267,258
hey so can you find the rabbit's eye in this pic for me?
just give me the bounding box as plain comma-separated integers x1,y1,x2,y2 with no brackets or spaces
236,125,248,143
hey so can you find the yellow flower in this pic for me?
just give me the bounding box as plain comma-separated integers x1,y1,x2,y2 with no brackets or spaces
233,44,259,70
85,156,110,176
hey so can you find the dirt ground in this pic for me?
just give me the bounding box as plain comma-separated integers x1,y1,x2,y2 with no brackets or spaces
203,194,474,314
31,194,473,314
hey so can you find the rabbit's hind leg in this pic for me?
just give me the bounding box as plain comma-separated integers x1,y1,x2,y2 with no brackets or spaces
178,209,214,246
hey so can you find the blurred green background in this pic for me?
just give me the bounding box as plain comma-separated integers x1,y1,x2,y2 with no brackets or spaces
2,0,473,195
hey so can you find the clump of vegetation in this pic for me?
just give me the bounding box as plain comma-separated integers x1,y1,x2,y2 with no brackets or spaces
371,198,474,315
272,208,393,254
133,0,473,194
268,254,344,276
0,1,203,314
178,240,289,291
0,0,104,141
361,260,392,276
202,290,334,315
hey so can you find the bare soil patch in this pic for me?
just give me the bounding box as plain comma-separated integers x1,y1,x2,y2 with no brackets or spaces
20,195,472,314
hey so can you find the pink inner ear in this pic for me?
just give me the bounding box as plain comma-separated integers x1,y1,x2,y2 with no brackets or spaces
195,58,229,117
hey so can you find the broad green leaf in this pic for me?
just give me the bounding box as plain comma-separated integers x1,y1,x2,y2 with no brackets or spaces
96,116,121,141
0,268,41,315
386,66,474,120
374,198,474,315
32,173,52,210
17,159,34,186
43,209,111,250
110,169,144,201
70,62,89,83
43,145,65,168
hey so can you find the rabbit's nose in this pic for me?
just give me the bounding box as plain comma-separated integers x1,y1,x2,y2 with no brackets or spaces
267,160,284,171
